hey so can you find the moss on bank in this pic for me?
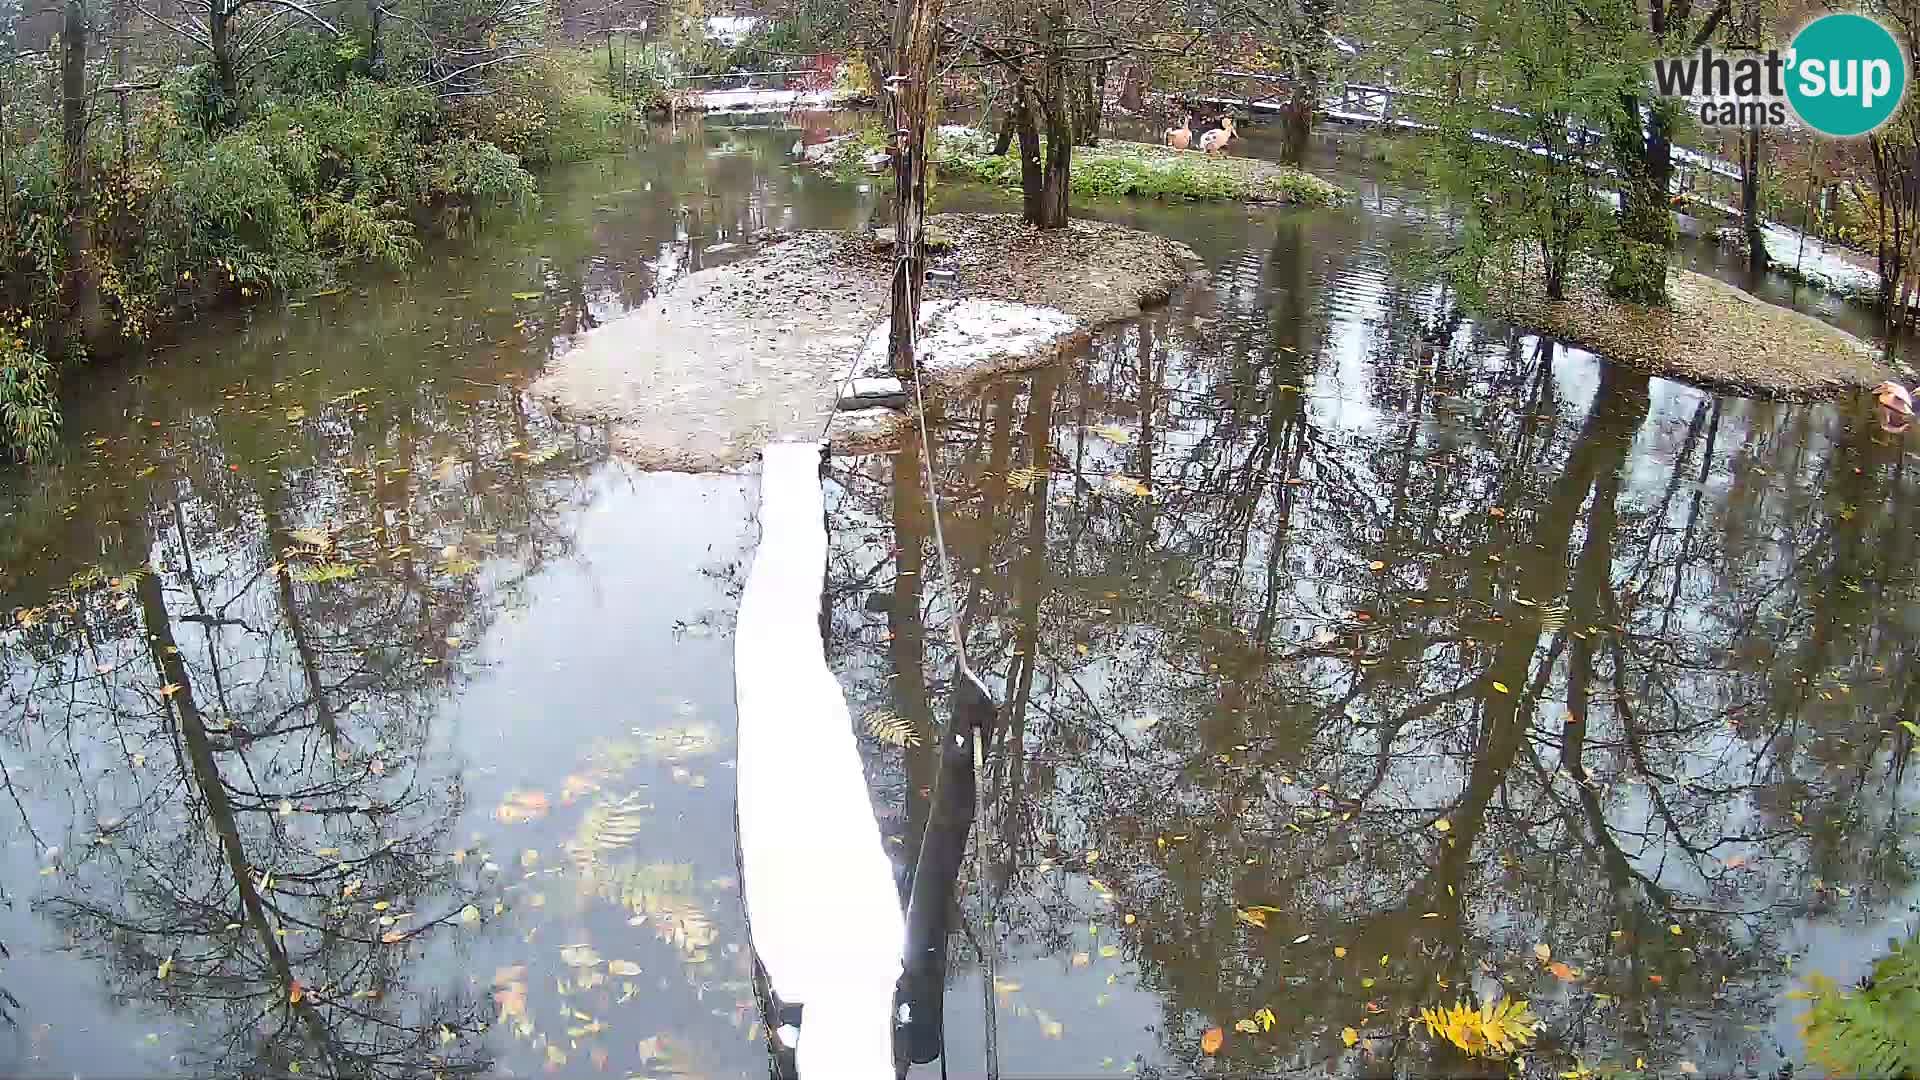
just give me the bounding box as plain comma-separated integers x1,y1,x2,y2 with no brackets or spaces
1488,259,1894,400
818,126,1346,207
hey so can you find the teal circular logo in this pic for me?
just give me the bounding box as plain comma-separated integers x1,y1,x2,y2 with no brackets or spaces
1787,13,1907,137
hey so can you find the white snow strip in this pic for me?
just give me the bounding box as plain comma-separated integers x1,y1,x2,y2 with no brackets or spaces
735,442,903,1079
857,299,1079,376
696,87,841,111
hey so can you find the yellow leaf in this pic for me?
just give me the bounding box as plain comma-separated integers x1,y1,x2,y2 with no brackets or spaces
1334,946,1348,958
1669,924,1684,936
372,901,390,911
545,1045,567,1067
1678,1063,1698,1076
1201,1027,1224,1055
1099,945,1118,958
1369,561,1386,570
609,960,642,976
1548,961,1576,982
1236,908,1269,929
1492,681,1511,694
289,979,305,1004
1342,1027,1359,1048
1534,944,1552,963
1235,1018,1259,1034
1072,951,1090,967
380,930,405,944
1255,1007,1275,1032
460,904,481,925
1090,424,1135,445
1434,818,1452,833
157,956,173,979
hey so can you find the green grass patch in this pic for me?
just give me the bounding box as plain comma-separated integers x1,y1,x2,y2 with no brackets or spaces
927,128,1345,207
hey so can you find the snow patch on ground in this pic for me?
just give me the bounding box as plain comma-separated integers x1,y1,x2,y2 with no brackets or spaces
856,299,1079,376
1758,225,1884,299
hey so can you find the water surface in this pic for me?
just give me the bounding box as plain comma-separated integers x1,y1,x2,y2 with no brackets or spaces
0,113,1913,1079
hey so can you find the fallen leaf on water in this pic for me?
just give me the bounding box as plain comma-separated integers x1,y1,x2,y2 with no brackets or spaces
1648,974,1664,985
1434,818,1452,833
1422,912,1442,919
285,407,306,422
495,790,550,824
1072,951,1091,968
545,1044,567,1069
1724,854,1750,868
1668,924,1684,936
1236,908,1269,929
1235,1018,1259,1034
157,955,173,979
1334,946,1348,958
492,965,526,986
1201,1027,1224,1055
381,930,405,944
1090,424,1135,445
1678,1062,1699,1076
460,904,481,925
1489,507,1507,518
1548,962,1576,982
560,944,604,968
1099,944,1119,958
289,980,305,1004
1491,681,1511,694
1107,474,1151,498
1254,1007,1275,1032
1292,933,1312,944
513,291,544,301
1369,561,1386,571
1342,1026,1359,1048
608,960,641,976
1534,944,1552,963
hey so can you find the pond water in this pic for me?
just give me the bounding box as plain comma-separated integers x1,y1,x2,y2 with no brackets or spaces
0,112,1914,1079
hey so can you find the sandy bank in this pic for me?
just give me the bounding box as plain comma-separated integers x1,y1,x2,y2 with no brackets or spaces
531,213,1198,470
1494,264,1894,400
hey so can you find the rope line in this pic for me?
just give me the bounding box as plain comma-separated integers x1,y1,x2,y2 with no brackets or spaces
886,226,1001,1080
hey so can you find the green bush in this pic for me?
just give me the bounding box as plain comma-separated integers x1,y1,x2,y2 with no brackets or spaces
0,37,630,462
1798,930,1920,1078
0,335,58,463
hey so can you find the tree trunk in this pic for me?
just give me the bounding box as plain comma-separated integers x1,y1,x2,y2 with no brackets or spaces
884,0,944,378
1072,61,1102,147
993,108,1014,155
1608,96,1674,306
1015,81,1043,224
1279,80,1314,164
367,0,384,76
60,0,101,355
1117,62,1146,113
1742,122,1767,275
1034,38,1072,229
211,3,237,106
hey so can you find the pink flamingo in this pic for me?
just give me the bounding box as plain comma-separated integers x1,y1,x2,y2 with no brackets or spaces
1874,380,1913,434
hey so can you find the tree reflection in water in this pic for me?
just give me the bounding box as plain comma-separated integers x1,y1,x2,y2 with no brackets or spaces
826,214,1920,1077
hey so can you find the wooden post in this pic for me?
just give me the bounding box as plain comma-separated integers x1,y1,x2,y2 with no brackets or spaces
886,0,944,379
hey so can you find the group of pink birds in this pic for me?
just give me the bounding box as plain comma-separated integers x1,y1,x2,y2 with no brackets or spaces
1164,115,1237,154
1875,380,1915,433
